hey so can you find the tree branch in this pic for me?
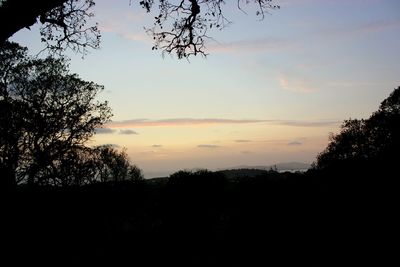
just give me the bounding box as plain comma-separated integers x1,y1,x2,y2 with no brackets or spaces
0,0,67,43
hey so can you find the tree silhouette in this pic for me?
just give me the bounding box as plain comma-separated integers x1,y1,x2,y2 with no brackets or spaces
94,145,144,183
0,0,100,56
0,0,280,58
51,144,144,185
313,86,400,170
143,0,280,58
0,41,112,187
54,145,100,186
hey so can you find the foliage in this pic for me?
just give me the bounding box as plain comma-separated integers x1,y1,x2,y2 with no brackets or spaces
94,145,144,183
0,42,144,187
314,86,400,170
45,145,144,186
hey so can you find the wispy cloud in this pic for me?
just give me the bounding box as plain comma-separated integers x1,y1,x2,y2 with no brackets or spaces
120,32,152,43
198,144,221,149
311,18,400,42
98,13,152,44
119,129,138,135
357,19,400,34
326,80,386,88
107,118,340,128
276,120,340,127
278,71,317,93
288,141,303,146
152,145,163,148
208,37,291,54
108,118,266,128
95,128,116,134
235,139,252,143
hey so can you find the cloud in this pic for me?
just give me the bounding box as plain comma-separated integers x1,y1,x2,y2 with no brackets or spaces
98,13,152,44
120,32,152,43
198,144,220,149
288,141,303,146
235,139,252,143
152,145,163,148
322,20,400,41
208,38,291,54
310,17,400,42
207,14,399,57
357,19,400,34
119,129,138,135
275,120,340,127
278,71,316,93
95,128,116,134
326,80,386,88
107,118,340,128
262,139,290,144
108,118,266,128
241,150,252,154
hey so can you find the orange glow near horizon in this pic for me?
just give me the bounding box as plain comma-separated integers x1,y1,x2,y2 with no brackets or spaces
92,121,339,176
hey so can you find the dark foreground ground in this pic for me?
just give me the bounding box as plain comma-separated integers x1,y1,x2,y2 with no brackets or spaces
2,168,395,266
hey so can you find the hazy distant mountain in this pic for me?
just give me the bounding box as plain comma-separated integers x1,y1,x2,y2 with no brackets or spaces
144,171,174,179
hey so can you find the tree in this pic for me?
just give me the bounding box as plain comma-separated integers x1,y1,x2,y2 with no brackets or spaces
0,41,30,189
366,87,400,160
142,0,280,58
0,0,280,58
50,145,144,186
0,41,112,187
314,119,368,169
0,0,100,56
313,86,400,170
94,145,144,183
54,145,100,186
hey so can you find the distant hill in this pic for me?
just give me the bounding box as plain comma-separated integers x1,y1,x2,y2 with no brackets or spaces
216,162,310,180
144,171,173,179
226,162,311,172
145,162,310,179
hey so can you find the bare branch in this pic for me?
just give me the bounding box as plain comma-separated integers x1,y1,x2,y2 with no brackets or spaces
238,0,281,20
141,0,280,59
39,0,100,57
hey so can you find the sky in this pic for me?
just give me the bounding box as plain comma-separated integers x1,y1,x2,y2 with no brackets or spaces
10,0,400,177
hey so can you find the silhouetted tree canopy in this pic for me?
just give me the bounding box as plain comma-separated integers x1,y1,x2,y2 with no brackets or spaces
94,145,144,183
0,41,113,187
314,86,400,170
0,0,280,58
0,0,100,56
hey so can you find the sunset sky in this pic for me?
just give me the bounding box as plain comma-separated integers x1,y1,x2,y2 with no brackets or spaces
11,0,400,177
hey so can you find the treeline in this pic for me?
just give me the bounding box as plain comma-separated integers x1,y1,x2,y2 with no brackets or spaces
1,42,398,265
4,166,392,266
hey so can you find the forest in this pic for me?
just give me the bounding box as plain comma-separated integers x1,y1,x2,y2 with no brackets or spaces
1,1,397,266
